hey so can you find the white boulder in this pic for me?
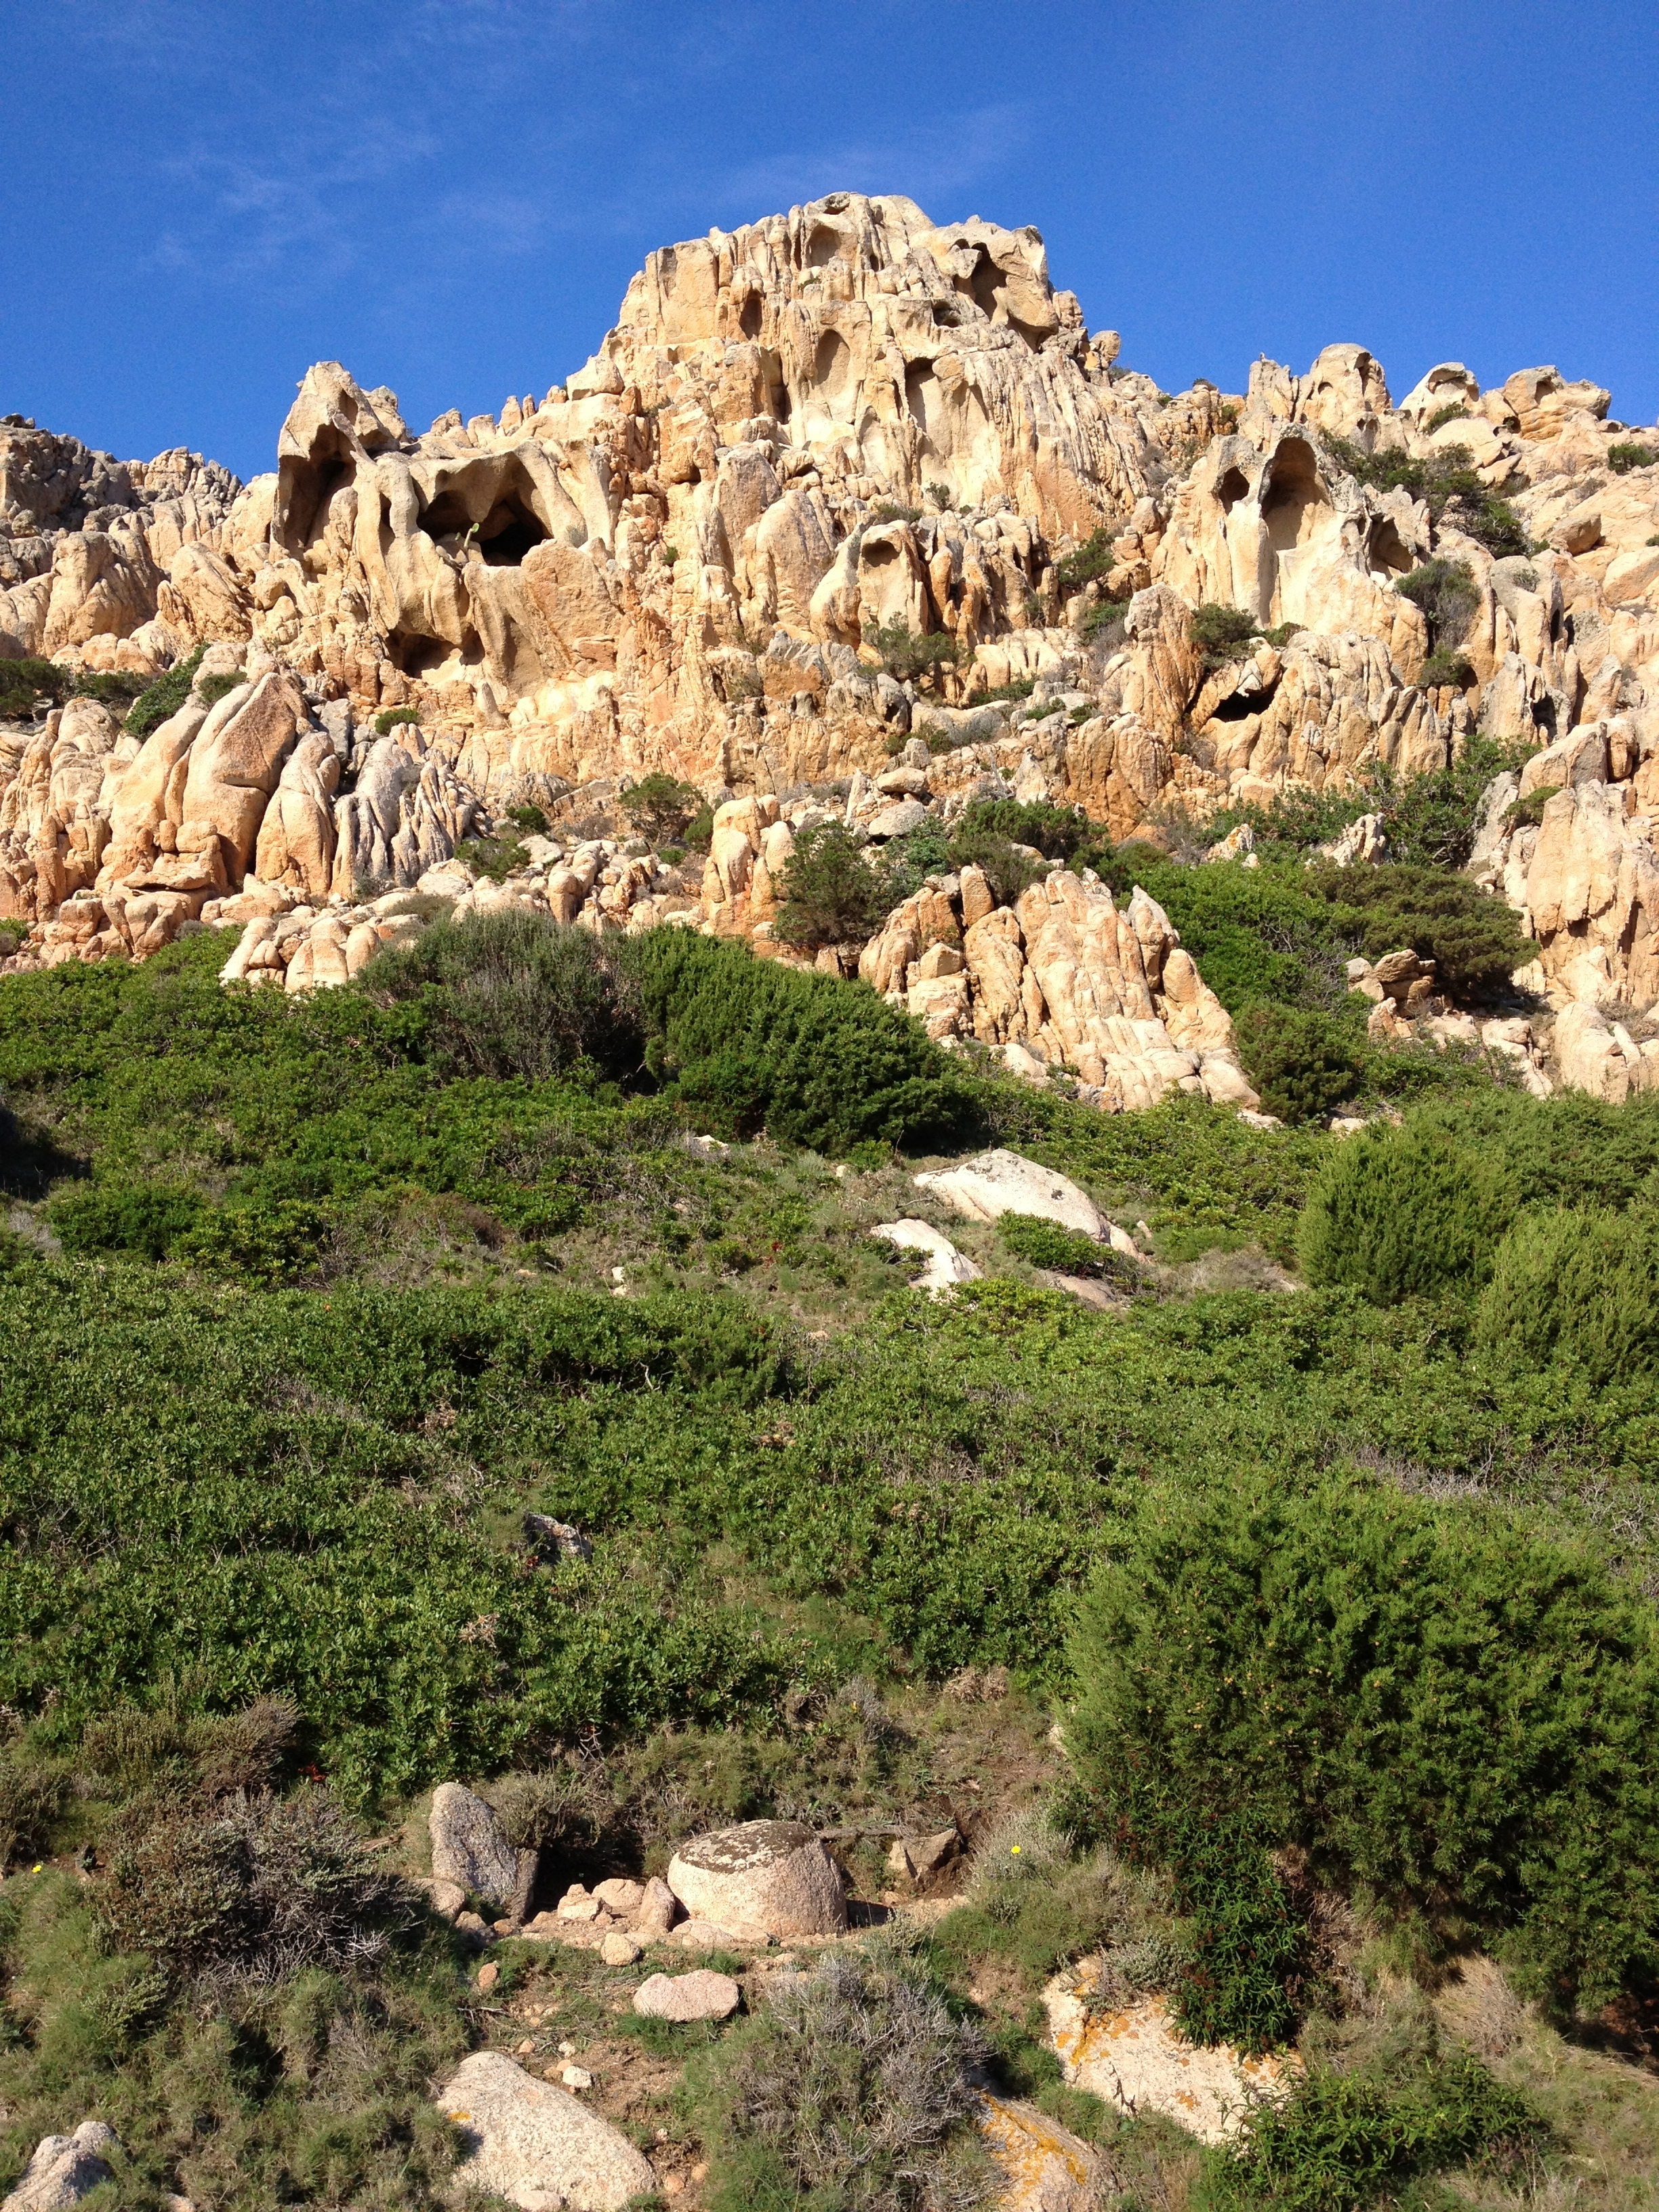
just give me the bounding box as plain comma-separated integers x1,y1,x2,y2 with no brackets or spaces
436,2051,655,2211
1,2123,120,2211
869,1219,982,1294
914,1149,1103,1237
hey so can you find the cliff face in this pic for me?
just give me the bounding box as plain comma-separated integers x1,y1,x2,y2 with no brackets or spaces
3,190,1659,1103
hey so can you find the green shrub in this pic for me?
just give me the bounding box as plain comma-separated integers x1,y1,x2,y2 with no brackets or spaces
869,500,922,525
1366,735,1539,871
1395,558,1478,646
687,1941,994,2212
1608,442,1658,474
1416,649,1475,689
1326,440,1531,557
945,829,1045,912
1079,597,1130,640
506,802,550,836
863,618,960,684
626,929,968,1155
1301,861,1534,1000
70,669,147,707
0,657,71,717
774,821,895,950
964,678,1036,708
1067,1471,1659,2008
996,1213,1126,1278
1301,1090,1659,1302
453,832,530,883
1191,604,1259,668
1475,1204,1659,1387
1055,529,1115,592
363,910,642,1084
954,800,1087,861
683,802,715,853
50,1180,205,1261
1235,1005,1365,1126
373,706,421,735
1162,1809,1303,2053
125,644,206,738
620,772,700,846
1425,403,1469,434
1505,782,1561,831
1205,2053,1545,2212
197,670,246,708
1298,1118,1515,1299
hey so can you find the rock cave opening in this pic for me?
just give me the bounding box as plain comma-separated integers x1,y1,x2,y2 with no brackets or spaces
277,426,354,553
1217,466,1251,515
419,476,550,567
1260,438,1326,555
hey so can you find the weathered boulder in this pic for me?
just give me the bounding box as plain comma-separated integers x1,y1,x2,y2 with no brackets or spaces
436,2052,655,2211
914,1149,1103,1237
869,1219,982,1294
978,2093,1102,2212
632,1968,741,2022
665,1819,846,1939
430,1782,528,1916
1,2122,120,2211
1042,1974,1294,2146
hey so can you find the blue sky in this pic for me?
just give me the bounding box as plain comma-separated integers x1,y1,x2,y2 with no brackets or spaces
9,0,1656,483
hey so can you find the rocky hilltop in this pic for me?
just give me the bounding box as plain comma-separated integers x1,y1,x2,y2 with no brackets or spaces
3,189,1658,1104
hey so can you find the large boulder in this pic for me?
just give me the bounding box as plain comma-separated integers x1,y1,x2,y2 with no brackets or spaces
914,1149,1103,1237
436,2052,655,2211
430,1782,529,1917
869,1220,981,1294
665,1819,847,1940
1,2122,120,2211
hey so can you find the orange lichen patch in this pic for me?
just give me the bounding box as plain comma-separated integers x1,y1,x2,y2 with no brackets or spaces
977,2093,1100,2212
1042,1974,1298,2146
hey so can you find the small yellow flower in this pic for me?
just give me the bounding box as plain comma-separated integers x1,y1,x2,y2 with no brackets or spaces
1010,1845,1021,1855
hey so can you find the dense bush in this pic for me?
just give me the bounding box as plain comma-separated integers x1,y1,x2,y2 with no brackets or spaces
125,643,206,738
1054,527,1115,592
774,821,897,950
0,657,71,717
1417,648,1475,689
1608,442,1658,474
1301,860,1534,1000
944,829,1045,910
99,1783,409,1984
1234,1004,1365,1125
620,771,701,844
373,705,421,735
197,669,246,708
1395,558,1479,646
627,928,969,1155
954,798,1087,861
687,1942,992,2212
996,1212,1124,1278
364,911,643,1083
1298,1091,1659,1301
863,617,960,684
1206,2053,1545,2212
1327,440,1532,558
1068,1472,1659,2008
1191,603,1261,667
1476,1204,1659,1386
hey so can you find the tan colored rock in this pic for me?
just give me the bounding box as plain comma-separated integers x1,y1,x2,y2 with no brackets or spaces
870,1219,982,1294
665,1820,846,1940
0,2122,121,2211
632,1969,741,2022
